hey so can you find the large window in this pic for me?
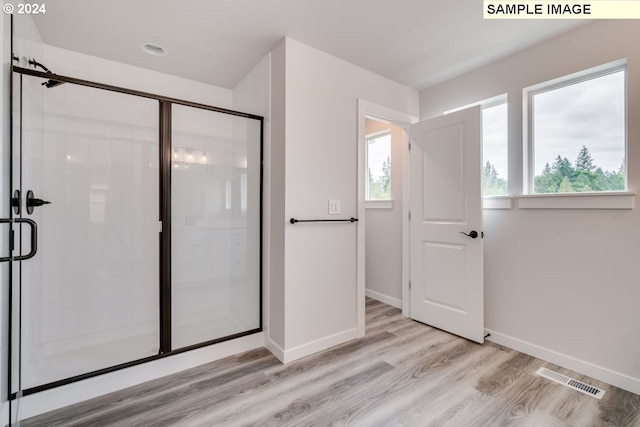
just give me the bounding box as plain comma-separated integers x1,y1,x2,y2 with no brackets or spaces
366,131,392,200
529,66,626,194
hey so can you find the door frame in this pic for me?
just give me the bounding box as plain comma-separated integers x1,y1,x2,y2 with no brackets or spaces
356,99,418,336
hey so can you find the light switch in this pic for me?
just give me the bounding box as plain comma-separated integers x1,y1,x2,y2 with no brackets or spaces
328,199,341,215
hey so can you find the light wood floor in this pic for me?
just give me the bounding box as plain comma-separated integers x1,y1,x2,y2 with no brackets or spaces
23,299,640,426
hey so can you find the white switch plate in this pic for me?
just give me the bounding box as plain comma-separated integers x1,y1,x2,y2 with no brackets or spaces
328,199,341,215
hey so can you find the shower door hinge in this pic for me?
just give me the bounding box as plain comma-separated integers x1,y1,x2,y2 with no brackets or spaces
409,142,412,151
409,281,412,290
408,211,412,220
158,221,163,233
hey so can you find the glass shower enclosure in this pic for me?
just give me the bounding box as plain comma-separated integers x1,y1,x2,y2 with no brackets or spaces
7,67,262,396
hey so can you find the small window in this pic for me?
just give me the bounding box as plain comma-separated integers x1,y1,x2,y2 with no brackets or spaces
445,97,509,196
482,102,508,196
528,65,626,194
366,131,392,200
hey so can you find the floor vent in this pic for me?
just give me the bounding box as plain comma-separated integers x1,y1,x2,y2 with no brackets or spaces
535,367,606,399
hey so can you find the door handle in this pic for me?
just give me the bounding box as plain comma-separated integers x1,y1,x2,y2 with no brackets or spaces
0,218,38,262
26,190,51,214
460,230,479,239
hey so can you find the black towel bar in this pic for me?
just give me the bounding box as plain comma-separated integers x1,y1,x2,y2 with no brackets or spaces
290,217,358,224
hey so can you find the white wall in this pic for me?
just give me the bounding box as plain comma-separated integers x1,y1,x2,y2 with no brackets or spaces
269,38,418,362
420,20,640,394
266,41,286,354
232,53,272,345
364,119,404,307
233,54,271,118
43,46,233,108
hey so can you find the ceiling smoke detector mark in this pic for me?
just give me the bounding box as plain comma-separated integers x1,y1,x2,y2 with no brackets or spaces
535,367,606,399
142,43,167,56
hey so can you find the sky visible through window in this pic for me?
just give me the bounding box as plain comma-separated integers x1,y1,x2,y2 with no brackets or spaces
368,133,390,180
533,70,625,176
367,132,391,200
483,103,508,182
445,101,509,196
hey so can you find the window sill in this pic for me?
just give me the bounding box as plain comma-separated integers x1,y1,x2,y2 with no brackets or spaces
365,200,393,209
517,192,635,210
483,196,512,210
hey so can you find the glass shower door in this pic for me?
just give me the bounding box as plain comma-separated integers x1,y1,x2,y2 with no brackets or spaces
16,75,160,389
171,104,261,349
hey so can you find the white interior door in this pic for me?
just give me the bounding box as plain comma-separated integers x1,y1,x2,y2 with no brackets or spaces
408,106,484,343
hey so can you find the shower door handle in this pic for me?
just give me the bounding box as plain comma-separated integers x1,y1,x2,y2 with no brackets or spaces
0,218,38,262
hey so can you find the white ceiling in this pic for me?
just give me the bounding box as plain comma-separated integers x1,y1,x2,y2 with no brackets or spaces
32,1,588,90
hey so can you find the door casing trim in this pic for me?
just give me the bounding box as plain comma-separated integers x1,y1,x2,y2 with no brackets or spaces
356,99,418,336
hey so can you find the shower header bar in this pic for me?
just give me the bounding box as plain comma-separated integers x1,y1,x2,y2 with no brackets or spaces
12,66,263,121
289,217,358,224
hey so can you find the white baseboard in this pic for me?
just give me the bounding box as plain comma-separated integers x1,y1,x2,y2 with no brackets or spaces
281,328,358,364
485,329,640,395
17,332,265,421
265,336,285,363
365,289,402,309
